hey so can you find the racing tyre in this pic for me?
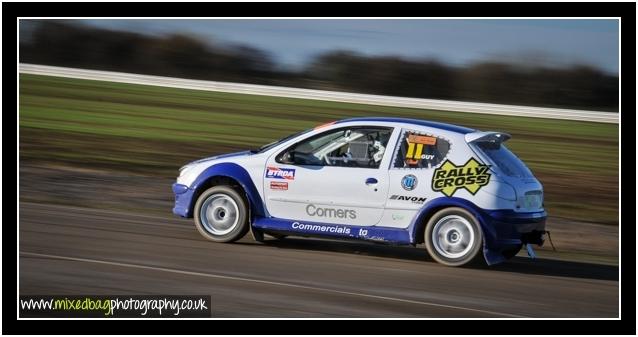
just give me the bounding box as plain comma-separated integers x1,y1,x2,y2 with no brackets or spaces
194,185,249,243
424,207,483,267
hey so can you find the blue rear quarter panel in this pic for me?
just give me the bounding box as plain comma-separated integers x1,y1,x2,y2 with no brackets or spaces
409,197,546,265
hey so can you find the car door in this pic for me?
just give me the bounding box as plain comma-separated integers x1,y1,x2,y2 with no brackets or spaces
263,125,397,226
381,128,454,228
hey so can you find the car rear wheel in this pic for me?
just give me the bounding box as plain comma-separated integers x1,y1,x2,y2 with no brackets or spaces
194,185,249,242
424,207,483,267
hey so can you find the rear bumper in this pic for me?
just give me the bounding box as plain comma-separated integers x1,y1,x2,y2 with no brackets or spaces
172,183,195,218
480,209,547,264
485,209,546,245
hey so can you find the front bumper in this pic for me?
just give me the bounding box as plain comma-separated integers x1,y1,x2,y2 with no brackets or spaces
172,183,195,218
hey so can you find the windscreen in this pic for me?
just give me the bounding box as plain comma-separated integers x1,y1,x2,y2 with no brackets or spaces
475,141,533,178
255,128,313,153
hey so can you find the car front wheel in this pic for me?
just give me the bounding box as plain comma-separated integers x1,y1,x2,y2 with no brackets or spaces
194,185,249,242
424,207,483,267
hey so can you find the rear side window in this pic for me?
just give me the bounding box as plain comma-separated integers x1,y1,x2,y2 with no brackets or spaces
474,141,533,178
393,129,451,169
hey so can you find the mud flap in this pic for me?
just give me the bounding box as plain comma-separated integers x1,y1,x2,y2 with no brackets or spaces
483,244,506,266
250,224,264,242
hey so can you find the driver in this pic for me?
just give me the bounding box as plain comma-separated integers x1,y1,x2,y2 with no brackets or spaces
371,140,385,163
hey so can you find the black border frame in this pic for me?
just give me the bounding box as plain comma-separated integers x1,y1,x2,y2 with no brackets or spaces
4,2,635,335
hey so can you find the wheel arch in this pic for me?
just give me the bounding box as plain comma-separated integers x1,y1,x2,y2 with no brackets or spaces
189,163,266,220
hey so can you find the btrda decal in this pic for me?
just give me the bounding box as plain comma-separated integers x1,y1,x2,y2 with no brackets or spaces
432,158,490,197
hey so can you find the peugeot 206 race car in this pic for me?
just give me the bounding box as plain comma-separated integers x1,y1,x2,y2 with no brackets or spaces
172,117,547,266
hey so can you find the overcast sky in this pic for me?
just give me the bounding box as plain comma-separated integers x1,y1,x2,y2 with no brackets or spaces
76,19,619,74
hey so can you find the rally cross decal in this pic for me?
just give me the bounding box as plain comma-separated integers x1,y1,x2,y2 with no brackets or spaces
431,158,491,197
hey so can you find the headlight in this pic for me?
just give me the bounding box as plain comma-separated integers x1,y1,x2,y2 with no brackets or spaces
179,164,193,177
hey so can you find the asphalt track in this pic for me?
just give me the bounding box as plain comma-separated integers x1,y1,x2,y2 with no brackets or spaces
19,202,618,318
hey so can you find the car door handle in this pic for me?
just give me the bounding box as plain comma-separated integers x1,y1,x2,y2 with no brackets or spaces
365,178,378,185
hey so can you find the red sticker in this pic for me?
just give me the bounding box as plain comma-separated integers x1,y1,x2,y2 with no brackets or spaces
408,134,437,145
314,121,336,130
270,181,288,190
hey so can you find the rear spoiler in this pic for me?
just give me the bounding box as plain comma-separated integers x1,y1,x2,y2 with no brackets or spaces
465,131,511,144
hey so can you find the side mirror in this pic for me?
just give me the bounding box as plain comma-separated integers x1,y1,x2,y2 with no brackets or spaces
282,151,296,164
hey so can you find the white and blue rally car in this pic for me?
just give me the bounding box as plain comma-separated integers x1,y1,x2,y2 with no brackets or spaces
172,117,547,266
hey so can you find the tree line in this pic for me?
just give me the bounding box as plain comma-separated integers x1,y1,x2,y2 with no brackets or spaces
20,21,618,111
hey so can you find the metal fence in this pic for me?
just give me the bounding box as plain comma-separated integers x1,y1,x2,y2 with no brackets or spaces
20,63,619,124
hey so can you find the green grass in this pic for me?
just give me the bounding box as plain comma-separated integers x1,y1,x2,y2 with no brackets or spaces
19,74,619,224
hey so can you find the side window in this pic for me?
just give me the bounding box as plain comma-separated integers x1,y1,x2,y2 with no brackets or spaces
393,129,450,169
276,127,393,169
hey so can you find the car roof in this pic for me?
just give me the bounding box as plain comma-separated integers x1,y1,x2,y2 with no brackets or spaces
335,117,476,134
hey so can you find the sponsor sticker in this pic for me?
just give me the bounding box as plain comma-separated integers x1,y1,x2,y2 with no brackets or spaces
265,167,296,180
270,181,288,190
389,195,427,204
291,221,351,234
408,134,437,145
432,158,491,197
306,204,357,219
401,174,418,191
290,221,373,238
405,133,437,163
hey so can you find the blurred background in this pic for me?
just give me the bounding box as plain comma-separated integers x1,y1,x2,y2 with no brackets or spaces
19,19,619,263
21,19,618,110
